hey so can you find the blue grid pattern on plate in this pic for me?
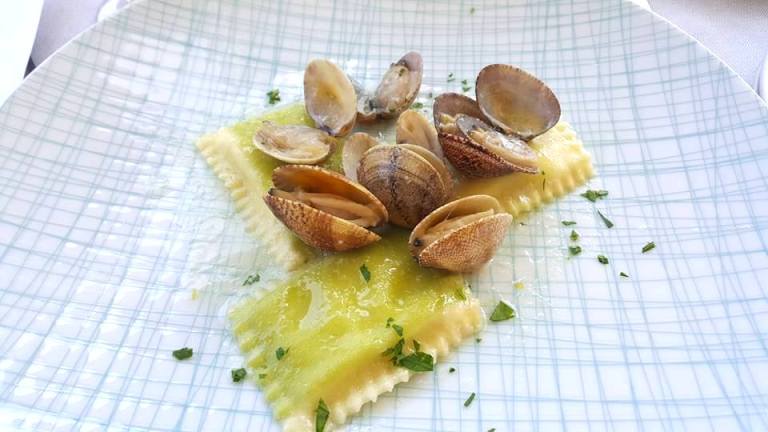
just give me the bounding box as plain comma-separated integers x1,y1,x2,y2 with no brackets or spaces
0,0,767,430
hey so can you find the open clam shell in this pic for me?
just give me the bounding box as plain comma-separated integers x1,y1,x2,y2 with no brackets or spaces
252,122,334,164
304,59,358,136
433,93,539,178
264,165,388,251
409,195,512,273
358,52,423,121
395,109,443,158
475,64,560,140
342,132,380,182
357,144,450,228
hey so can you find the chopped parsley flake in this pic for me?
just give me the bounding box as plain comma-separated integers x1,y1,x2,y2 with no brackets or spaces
258,373,267,379
570,229,579,241
398,352,434,372
359,264,371,282
447,73,455,82
243,274,260,286
392,323,404,337
569,245,582,256
172,347,193,360
620,271,629,278
411,101,424,109
315,399,329,432
275,347,288,360
382,338,405,363
597,254,609,264
488,429,496,432
470,6,476,14
385,317,394,327
266,89,281,105
561,220,577,226
455,287,467,301
642,241,656,253
461,79,472,92
464,392,476,407
490,301,516,322
231,368,247,382
413,340,421,351
475,337,482,343
597,210,614,228
581,189,608,202
449,367,456,373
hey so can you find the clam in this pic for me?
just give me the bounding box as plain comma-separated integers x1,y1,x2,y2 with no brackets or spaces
357,52,423,121
304,59,358,136
342,132,380,182
475,64,560,140
395,110,443,158
264,165,388,251
409,195,512,273
357,144,451,228
253,122,334,164
433,93,539,178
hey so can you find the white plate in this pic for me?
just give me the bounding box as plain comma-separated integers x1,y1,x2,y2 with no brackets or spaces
1,0,767,430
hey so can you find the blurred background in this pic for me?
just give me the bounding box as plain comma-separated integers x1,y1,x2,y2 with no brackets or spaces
1,0,766,106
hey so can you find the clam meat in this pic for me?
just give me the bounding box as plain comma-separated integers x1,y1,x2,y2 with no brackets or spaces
253,121,334,164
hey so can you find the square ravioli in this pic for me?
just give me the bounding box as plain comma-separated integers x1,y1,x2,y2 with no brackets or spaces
229,231,483,431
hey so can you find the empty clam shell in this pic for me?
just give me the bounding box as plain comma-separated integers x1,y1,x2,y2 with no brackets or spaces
409,195,513,273
253,122,334,164
357,52,423,121
475,64,560,140
357,144,450,228
304,59,358,136
264,165,388,251
396,110,443,158
342,132,380,182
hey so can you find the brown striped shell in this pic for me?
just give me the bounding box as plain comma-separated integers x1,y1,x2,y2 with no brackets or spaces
356,144,451,228
409,195,512,272
264,165,388,251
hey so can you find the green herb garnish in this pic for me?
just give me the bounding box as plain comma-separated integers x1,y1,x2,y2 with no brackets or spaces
561,220,577,226
258,373,267,379
266,89,281,105
315,399,329,432
461,79,472,92
449,367,456,373
597,210,614,228
620,271,629,278
490,301,516,322
488,429,496,432
275,347,288,360
597,255,609,264
464,392,476,407
243,274,260,286
455,287,467,301
470,6,476,14
392,324,404,337
172,347,193,360
570,230,579,241
398,352,434,372
447,73,455,82
568,245,582,256
385,317,394,327
581,189,608,202
231,368,247,382
359,264,371,282
411,101,424,109
642,242,656,253
382,338,405,363
475,337,482,343
413,340,421,351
